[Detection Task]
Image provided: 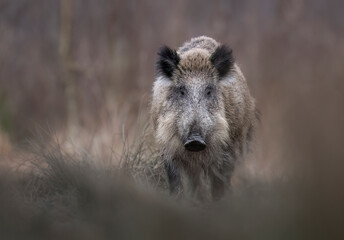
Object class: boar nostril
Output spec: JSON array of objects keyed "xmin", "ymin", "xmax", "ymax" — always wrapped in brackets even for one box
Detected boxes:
[{"xmin": 184, "ymin": 135, "xmax": 206, "ymax": 152}]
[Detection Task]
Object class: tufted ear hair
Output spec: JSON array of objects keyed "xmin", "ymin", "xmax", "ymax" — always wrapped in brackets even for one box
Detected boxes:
[
  {"xmin": 210, "ymin": 45, "xmax": 235, "ymax": 78},
  {"xmin": 156, "ymin": 46, "xmax": 180, "ymax": 79}
]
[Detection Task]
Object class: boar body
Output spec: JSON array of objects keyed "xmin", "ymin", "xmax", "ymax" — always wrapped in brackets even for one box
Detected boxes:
[{"xmin": 151, "ymin": 36, "xmax": 258, "ymax": 200}]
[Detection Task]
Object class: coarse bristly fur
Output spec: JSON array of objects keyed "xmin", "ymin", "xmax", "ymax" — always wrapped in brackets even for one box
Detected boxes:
[{"xmin": 151, "ymin": 36, "xmax": 258, "ymax": 201}]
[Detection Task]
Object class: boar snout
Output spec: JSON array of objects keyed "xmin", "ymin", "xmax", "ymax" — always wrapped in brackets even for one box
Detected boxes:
[{"xmin": 184, "ymin": 134, "xmax": 206, "ymax": 152}]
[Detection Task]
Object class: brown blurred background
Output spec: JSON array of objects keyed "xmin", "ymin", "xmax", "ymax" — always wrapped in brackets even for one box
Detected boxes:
[
  {"xmin": 0, "ymin": 1, "xmax": 344, "ymax": 238},
  {"xmin": 0, "ymin": 0, "xmax": 343, "ymax": 178}
]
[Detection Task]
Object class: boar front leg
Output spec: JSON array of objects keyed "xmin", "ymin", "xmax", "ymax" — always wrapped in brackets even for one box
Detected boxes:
[
  {"xmin": 209, "ymin": 164, "xmax": 233, "ymax": 200},
  {"xmin": 164, "ymin": 160, "xmax": 182, "ymax": 196}
]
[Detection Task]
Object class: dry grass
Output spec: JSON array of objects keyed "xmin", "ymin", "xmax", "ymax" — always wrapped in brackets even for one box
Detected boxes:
[{"xmin": 0, "ymin": 131, "xmax": 343, "ymax": 239}]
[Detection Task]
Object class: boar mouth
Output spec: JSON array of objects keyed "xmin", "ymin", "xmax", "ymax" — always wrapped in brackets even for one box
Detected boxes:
[{"xmin": 184, "ymin": 135, "xmax": 206, "ymax": 152}]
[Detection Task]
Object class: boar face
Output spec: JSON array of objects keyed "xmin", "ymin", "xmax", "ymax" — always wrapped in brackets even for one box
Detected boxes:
[
  {"xmin": 170, "ymin": 72, "xmax": 219, "ymax": 152},
  {"xmin": 153, "ymin": 45, "xmax": 234, "ymax": 153}
]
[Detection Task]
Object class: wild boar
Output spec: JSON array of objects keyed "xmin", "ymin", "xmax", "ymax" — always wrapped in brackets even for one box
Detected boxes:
[{"xmin": 151, "ymin": 36, "xmax": 258, "ymax": 200}]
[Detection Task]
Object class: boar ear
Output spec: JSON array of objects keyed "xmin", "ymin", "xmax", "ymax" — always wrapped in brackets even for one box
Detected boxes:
[
  {"xmin": 210, "ymin": 45, "xmax": 234, "ymax": 78},
  {"xmin": 156, "ymin": 46, "xmax": 180, "ymax": 79}
]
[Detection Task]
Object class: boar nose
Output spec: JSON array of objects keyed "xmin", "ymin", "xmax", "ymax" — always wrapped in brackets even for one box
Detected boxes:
[{"xmin": 184, "ymin": 134, "xmax": 206, "ymax": 152}]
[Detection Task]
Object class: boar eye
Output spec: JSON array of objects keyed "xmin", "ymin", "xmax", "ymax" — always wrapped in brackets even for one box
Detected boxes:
[
  {"xmin": 205, "ymin": 86, "xmax": 214, "ymax": 97},
  {"xmin": 178, "ymin": 86, "xmax": 187, "ymax": 97}
]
